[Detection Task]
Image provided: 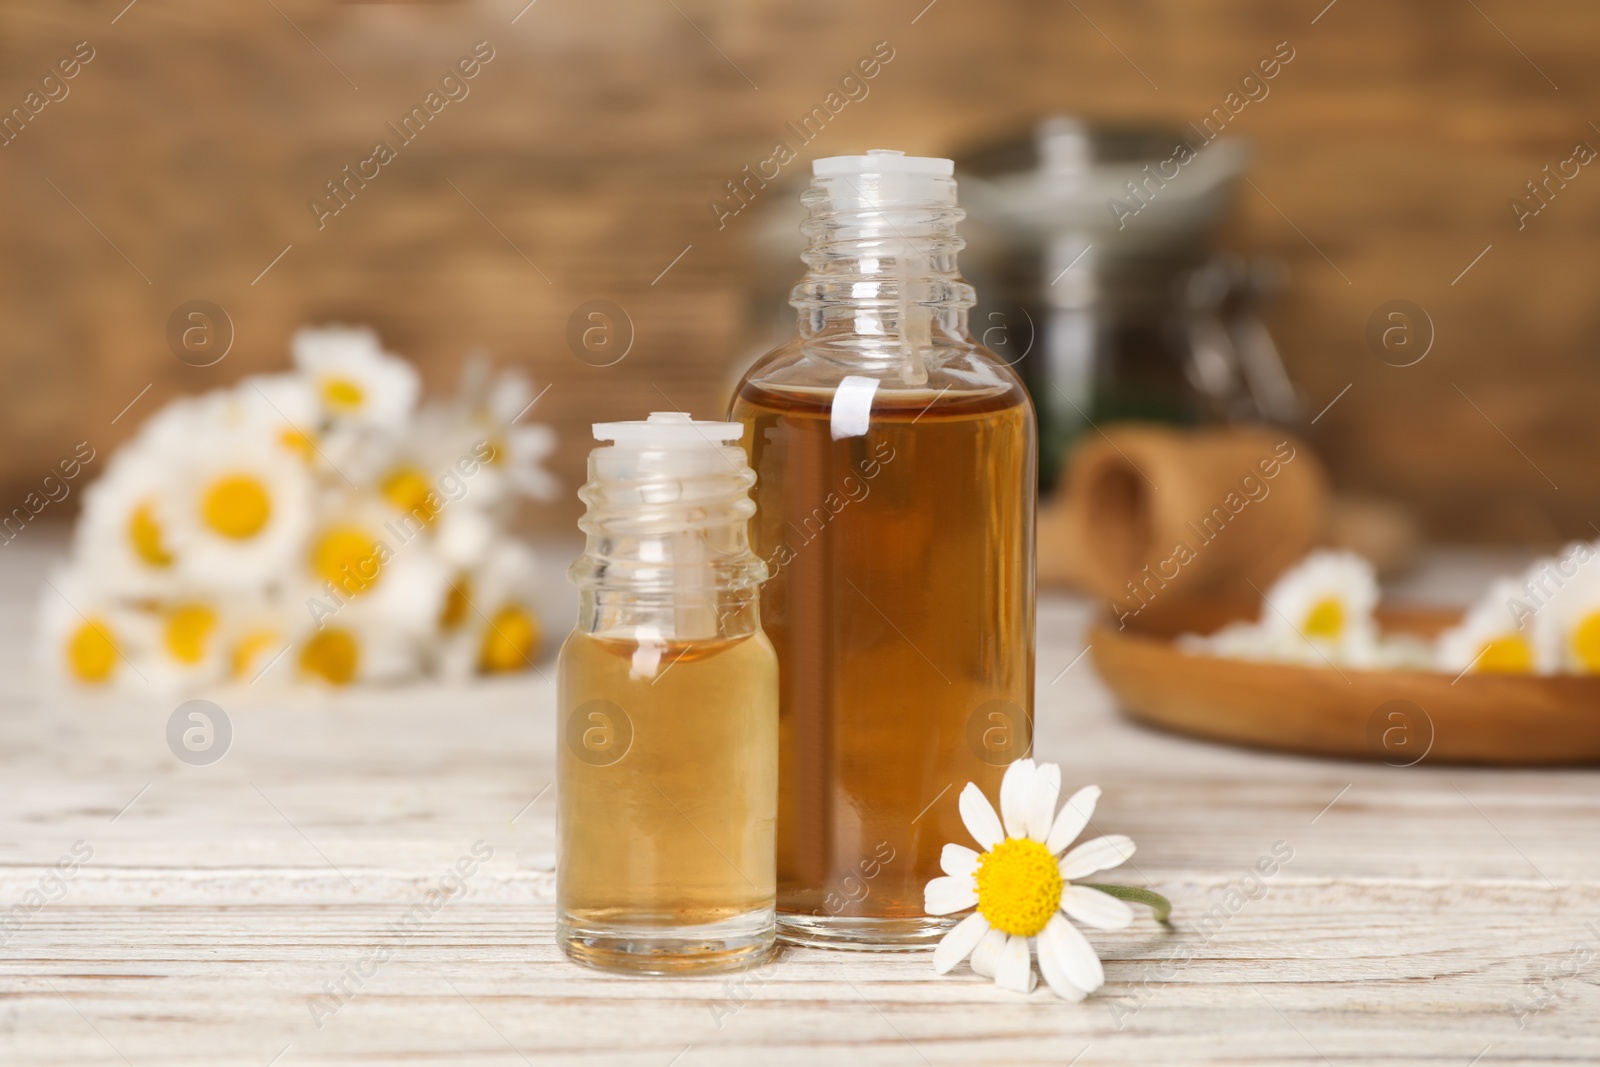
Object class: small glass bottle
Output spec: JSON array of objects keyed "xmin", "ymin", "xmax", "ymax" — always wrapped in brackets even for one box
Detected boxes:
[
  {"xmin": 557, "ymin": 412, "xmax": 778, "ymax": 973},
  {"xmin": 730, "ymin": 151, "xmax": 1037, "ymax": 948}
]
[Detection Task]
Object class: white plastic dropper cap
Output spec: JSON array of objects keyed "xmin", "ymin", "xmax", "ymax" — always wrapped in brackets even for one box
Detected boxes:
[
  {"xmin": 813, "ymin": 148, "xmax": 953, "ymax": 178},
  {"xmin": 592, "ymin": 411, "xmax": 744, "ymax": 446}
]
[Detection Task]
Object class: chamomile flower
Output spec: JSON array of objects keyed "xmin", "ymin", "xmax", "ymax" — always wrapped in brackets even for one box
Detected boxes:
[
  {"xmin": 293, "ymin": 325, "xmax": 419, "ymax": 431},
  {"xmin": 1529, "ymin": 544, "xmax": 1600, "ymax": 673},
  {"xmin": 74, "ymin": 450, "xmax": 180, "ymax": 598},
  {"xmin": 162, "ymin": 432, "xmax": 314, "ymax": 592},
  {"xmin": 138, "ymin": 598, "xmax": 230, "ymax": 691},
  {"xmin": 480, "ymin": 415, "xmax": 559, "ymax": 504},
  {"xmin": 1437, "ymin": 577, "xmax": 1544, "ymax": 675},
  {"xmin": 374, "ymin": 457, "xmax": 448, "ymax": 531},
  {"xmin": 924, "ymin": 760, "xmax": 1167, "ymax": 1001},
  {"xmin": 1178, "ymin": 551, "xmax": 1381, "ymax": 666},
  {"xmin": 230, "ymin": 374, "xmax": 322, "ymax": 464},
  {"xmin": 366, "ymin": 439, "xmax": 487, "ymax": 536},
  {"xmin": 430, "ymin": 359, "xmax": 559, "ymax": 506},
  {"xmin": 217, "ymin": 596, "xmax": 297, "ymax": 685},
  {"xmin": 36, "ymin": 570, "xmax": 145, "ymax": 689},
  {"xmin": 1255, "ymin": 549, "xmax": 1379, "ymax": 665},
  {"xmin": 292, "ymin": 617, "xmax": 420, "ymax": 687},
  {"xmin": 438, "ymin": 539, "xmax": 545, "ymax": 679},
  {"xmin": 302, "ymin": 500, "xmax": 450, "ymax": 638}
]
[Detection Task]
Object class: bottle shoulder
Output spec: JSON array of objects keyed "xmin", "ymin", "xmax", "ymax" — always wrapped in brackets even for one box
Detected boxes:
[{"xmin": 733, "ymin": 337, "xmax": 1032, "ymax": 412}]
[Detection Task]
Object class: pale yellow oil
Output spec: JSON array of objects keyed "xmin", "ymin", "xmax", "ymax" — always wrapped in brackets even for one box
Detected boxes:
[{"xmin": 557, "ymin": 628, "xmax": 778, "ymax": 969}]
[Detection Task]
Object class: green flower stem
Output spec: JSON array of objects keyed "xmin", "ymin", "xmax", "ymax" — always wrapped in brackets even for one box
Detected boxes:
[{"xmin": 1083, "ymin": 883, "xmax": 1173, "ymax": 925}]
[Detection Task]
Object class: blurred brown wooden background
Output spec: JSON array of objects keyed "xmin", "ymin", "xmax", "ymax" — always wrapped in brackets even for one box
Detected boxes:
[{"xmin": 1, "ymin": 0, "xmax": 1596, "ymax": 541}]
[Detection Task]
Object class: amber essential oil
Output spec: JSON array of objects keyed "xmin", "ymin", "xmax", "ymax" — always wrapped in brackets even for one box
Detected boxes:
[{"xmin": 732, "ymin": 382, "xmax": 1034, "ymax": 944}]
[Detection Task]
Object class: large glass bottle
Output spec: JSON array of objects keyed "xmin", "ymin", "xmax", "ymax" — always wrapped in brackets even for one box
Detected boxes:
[
  {"xmin": 558, "ymin": 412, "xmax": 778, "ymax": 973},
  {"xmin": 729, "ymin": 150, "xmax": 1037, "ymax": 948}
]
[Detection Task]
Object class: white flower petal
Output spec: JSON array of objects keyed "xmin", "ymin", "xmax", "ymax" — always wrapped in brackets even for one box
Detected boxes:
[
  {"xmin": 970, "ymin": 926, "xmax": 1008, "ymax": 977},
  {"xmin": 933, "ymin": 913, "xmax": 990, "ymax": 975},
  {"xmin": 1062, "ymin": 885, "xmax": 1134, "ymax": 930},
  {"xmin": 434, "ymin": 506, "xmax": 496, "ymax": 568},
  {"xmin": 1042, "ymin": 913, "xmax": 1104, "ymax": 993},
  {"xmin": 1046, "ymin": 785, "xmax": 1101, "ymax": 854},
  {"xmin": 924, "ymin": 876, "xmax": 978, "ymax": 916},
  {"xmin": 994, "ymin": 934, "xmax": 1037, "ymax": 994},
  {"xmin": 1035, "ymin": 927, "xmax": 1089, "ymax": 1002},
  {"xmin": 959, "ymin": 782, "xmax": 1005, "ymax": 850},
  {"xmin": 1059, "ymin": 834, "xmax": 1137, "ymax": 880},
  {"xmin": 941, "ymin": 843, "xmax": 980, "ymax": 879},
  {"xmin": 1026, "ymin": 762, "xmax": 1061, "ymax": 843},
  {"xmin": 507, "ymin": 426, "xmax": 560, "ymax": 500},
  {"xmin": 999, "ymin": 758, "xmax": 1036, "ymax": 840}
]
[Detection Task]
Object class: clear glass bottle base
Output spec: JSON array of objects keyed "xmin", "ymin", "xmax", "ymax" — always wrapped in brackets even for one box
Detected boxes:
[
  {"xmin": 776, "ymin": 913, "xmax": 954, "ymax": 951},
  {"xmin": 558, "ymin": 908, "xmax": 776, "ymax": 975}
]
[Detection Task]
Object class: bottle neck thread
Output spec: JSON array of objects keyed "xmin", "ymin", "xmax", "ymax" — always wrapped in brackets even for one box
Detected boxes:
[
  {"xmin": 790, "ymin": 174, "xmax": 977, "ymax": 360},
  {"xmin": 570, "ymin": 454, "xmax": 765, "ymax": 592},
  {"xmin": 568, "ymin": 435, "xmax": 766, "ymax": 641}
]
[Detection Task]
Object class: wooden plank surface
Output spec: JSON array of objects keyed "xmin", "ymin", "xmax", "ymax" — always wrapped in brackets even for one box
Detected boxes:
[{"xmin": 2, "ymin": 535, "xmax": 1597, "ymax": 1065}]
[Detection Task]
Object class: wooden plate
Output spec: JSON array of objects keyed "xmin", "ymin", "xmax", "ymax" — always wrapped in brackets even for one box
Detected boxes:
[{"xmin": 1090, "ymin": 605, "xmax": 1600, "ymax": 766}]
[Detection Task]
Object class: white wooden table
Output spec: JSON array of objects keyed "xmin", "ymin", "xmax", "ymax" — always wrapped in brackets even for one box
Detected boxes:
[{"xmin": 2, "ymin": 537, "xmax": 1596, "ymax": 1065}]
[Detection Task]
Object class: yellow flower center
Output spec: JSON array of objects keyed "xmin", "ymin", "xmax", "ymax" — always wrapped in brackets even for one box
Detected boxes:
[
  {"xmin": 1302, "ymin": 596, "xmax": 1345, "ymax": 639},
  {"xmin": 300, "ymin": 628, "xmax": 359, "ymax": 685},
  {"xmin": 231, "ymin": 630, "xmax": 280, "ymax": 678},
  {"xmin": 1476, "ymin": 633, "xmax": 1533, "ymax": 673},
  {"xmin": 380, "ymin": 466, "xmax": 437, "ymax": 524},
  {"xmin": 67, "ymin": 617, "xmax": 118, "ymax": 683},
  {"xmin": 200, "ymin": 474, "xmax": 272, "ymax": 540},
  {"xmin": 1571, "ymin": 612, "xmax": 1600, "ymax": 672},
  {"xmin": 974, "ymin": 837, "xmax": 1063, "ymax": 938},
  {"xmin": 321, "ymin": 376, "xmax": 365, "ymax": 411},
  {"xmin": 440, "ymin": 578, "xmax": 471, "ymax": 631},
  {"xmin": 163, "ymin": 604, "xmax": 216, "ymax": 664},
  {"xmin": 479, "ymin": 604, "xmax": 540, "ymax": 673},
  {"xmin": 279, "ymin": 428, "xmax": 317, "ymax": 460},
  {"xmin": 128, "ymin": 501, "xmax": 173, "ymax": 567},
  {"xmin": 481, "ymin": 438, "xmax": 505, "ymax": 466},
  {"xmin": 311, "ymin": 527, "xmax": 383, "ymax": 595}
]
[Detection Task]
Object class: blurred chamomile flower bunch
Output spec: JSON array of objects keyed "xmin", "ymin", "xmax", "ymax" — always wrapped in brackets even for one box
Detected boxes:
[
  {"xmin": 39, "ymin": 326, "xmax": 558, "ymax": 692},
  {"xmin": 1180, "ymin": 543, "xmax": 1600, "ymax": 676}
]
